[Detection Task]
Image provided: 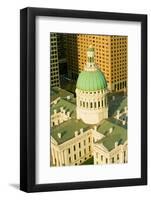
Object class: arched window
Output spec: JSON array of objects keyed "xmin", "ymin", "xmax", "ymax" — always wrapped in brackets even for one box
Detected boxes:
[
  {"xmin": 86, "ymin": 102, "xmax": 88, "ymax": 108},
  {"xmin": 90, "ymin": 102, "xmax": 93, "ymax": 108},
  {"xmin": 94, "ymin": 102, "xmax": 97, "ymax": 108}
]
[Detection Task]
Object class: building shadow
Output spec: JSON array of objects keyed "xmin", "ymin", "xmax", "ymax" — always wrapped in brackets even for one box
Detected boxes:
[{"xmin": 9, "ymin": 183, "xmax": 20, "ymax": 190}]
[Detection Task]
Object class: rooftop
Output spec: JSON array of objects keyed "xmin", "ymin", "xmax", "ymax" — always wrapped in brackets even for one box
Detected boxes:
[
  {"xmin": 96, "ymin": 119, "xmax": 127, "ymax": 151},
  {"xmin": 108, "ymin": 93, "xmax": 127, "ymax": 117},
  {"xmin": 51, "ymin": 97, "xmax": 76, "ymax": 118},
  {"xmin": 51, "ymin": 87, "xmax": 74, "ymax": 102},
  {"xmin": 51, "ymin": 119, "xmax": 89, "ymax": 145}
]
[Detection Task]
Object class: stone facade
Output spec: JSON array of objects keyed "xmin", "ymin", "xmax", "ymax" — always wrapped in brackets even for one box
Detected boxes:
[{"xmin": 51, "ymin": 128, "xmax": 93, "ymax": 166}]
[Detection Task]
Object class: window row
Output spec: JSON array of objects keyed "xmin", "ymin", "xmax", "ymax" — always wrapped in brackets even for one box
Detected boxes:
[
  {"xmin": 114, "ymin": 81, "xmax": 127, "ymax": 90},
  {"xmin": 68, "ymin": 146, "xmax": 91, "ymax": 163},
  {"xmin": 79, "ymin": 99, "xmax": 107, "ymax": 108},
  {"xmin": 68, "ymin": 138, "xmax": 91, "ymax": 154}
]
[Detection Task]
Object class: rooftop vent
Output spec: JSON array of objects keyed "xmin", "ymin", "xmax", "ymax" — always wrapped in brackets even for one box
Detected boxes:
[
  {"xmin": 58, "ymin": 133, "xmax": 62, "ymax": 139},
  {"xmin": 74, "ymin": 131, "xmax": 78, "ymax": 137},
  {"xmin": 109, "ymin": 127, "xmax": 113, "ymax": 134},
  {"xmin": 67, "ymin": 95, "xmax": 71, "ymax": 100},
  {"xmin": 115, "ymin": 141, "xmax": 118, "ymax": 148},
  {"xmin": 80, "ymin": 128, "xmax": 83, "ymax": 134}
]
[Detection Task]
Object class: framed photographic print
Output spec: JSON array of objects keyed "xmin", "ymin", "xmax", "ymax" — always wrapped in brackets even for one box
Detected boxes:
[{"xmin": 20, "ymin": 7, "xmax": 147, "ymax": 192}]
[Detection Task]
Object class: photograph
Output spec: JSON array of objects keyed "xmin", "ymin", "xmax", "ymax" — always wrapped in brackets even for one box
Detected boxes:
[
  {"xmin": 50, "ymin": 33, "xmax": 128, "ymax": 167},
  {"xmin": 20, "ymin": 7, "xmax": 147, "ymax": 192}
]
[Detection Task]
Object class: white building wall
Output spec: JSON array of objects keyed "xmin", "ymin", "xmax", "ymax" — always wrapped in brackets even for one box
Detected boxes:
[
  {"xmin": 93, "ymin": 141, "xmax": 128, "ymax": 165},
  {"xmin": 50, "ymin": 129, "xmax": 94, "ymax": 166},
  {"xmin": 76, "ymin": 89, "xmax": 108, "ymax": 124}
]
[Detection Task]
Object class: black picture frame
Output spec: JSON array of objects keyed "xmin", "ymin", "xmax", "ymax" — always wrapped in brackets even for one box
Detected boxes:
[{"xmin": 20, "ymin": 7, "xmax": 147, "ymax": 192}]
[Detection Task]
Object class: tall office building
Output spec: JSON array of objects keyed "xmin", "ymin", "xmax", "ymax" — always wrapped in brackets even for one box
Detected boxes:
[
  {"xmin": 66, "ymin": 34, "xmax": 128, "ymax": 92},
  {"xmin": 56, "ymin": 33, "xmax": 67, "ymax": 75},
  {"xmin": 50, "ymin": 33, "xmax": 60, "ymax": 87}
]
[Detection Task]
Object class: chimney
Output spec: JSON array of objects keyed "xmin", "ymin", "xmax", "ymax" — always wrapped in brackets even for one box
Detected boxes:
[
  {"xmin": 94, "ymin": 126, "xmax": 97, "ymax": 131},
  {"xmin": 116, "ymin": 110, "xmax": 120, "ymax": 119},
  {"xmin": 122, "ymin": 120, "xmax": 126, "ymax": 125},
  {"xmin": 109, "ymin": 127, "xmax": 113, "ymax": 134},
  {"xmin": 67, "ymin": 95, "xmax": 71, "ymax": 100},
  {"xmin": 58, "ymin": 133, "xmax": 62, "ymax": 139},
  {"xmin": 60, "ymin": 107, "xmax": 63, "ymax": 112},
  {"xmin": 115, "ymin": 141, "xmax": 118, "ymax": 148},
  {"xmin": 75, "ymin": 131, "xmax": 78, "ymax": 137},
  {"xmin": 124, "ymin": 106, "xmax": 127, "ymax": 113},
  {"xmin": 67, "ymin": 111, "xmax": 70, "ymax": 117},
  {"xmin": 80, "ymin": 128, "xmax": 83, "ymax": 134}
]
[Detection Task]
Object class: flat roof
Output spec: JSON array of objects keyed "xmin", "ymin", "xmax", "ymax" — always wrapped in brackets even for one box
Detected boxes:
[
  {"xmin": 108, "ymin": 93, "xmax": 127, "ymax": 117},
  {"xmin": 51, "ymin": 87, "xmax": 74, "ymax": 102},
  {"xmin": 51, "ymin": 119, "xmax": 89, "ymax": 145},
  {"xmin": 51, "ymin": 98, "xmax": 76, "ymax": 118},
  {"xmin": 96, "ymin": 119, "xmax": 127, "ymax": 151}
]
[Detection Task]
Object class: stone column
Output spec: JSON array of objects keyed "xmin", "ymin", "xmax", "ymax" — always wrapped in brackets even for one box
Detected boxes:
[
  {"xmin": 64, "ymin": 149, "xmax": 68, "ymax": 166},
  {"xmin": 51, "ymin": 147, "xmax": 55, "ymax": 165}
]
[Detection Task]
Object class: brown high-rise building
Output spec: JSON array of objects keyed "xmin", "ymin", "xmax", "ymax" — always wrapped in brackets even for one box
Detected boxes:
[{"xmin": 66, "ymin": 34, "xmax": 127, "ymax": 92}]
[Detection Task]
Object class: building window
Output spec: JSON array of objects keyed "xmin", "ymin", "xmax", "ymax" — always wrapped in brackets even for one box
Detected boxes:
[
  {"xmin": 79, "ymin": 142, "xmax": 81, "ymax": 148},
  {"xmin": 96, "ymin": 152, "xmax": 98, "ymax": 159},
  {"xmin": 69, "ymin": 157, "xmax": 71, "ymax": 163},
  {"xmin": 79, "ymin": 151, "xmax": 81, "ymax": 157},
  {"xmin": 90, "ymin": 102, "xmax": 93, "ymax": 108},
  {"xmin": 101, "ymin": 155, "xmax": 103, "ymax": 161},
  {"xmin": 117, "ymin": 154, "xmax": 119, "ymax": 160},
  {"xmin": 89, "ymin": 146, "xmax": 91, "ymax": 152},
  {"xmin": 83, "ymin": 102, "xmax": 85, "ymax": 107},
  {"xmin": 74, "ymin": 154, "xmax": 76, "ymax": 160},
  {"xmin": 106, "ymin": 158, "xmax": 108, "ymax": 163},
  {"xmin": 124, "ymin": 151, "xmax": 126, "ymax": 163},
  {"xmin": 68, "ymin": 148, "xmax": 70, "ymax": 154},
  {"xmin": 84, "ymin": 148, "xmax": 86, "ymax": 154},
  {"xmin": 112, "ymin": 157, "xmax": 114, "ymax": 163},
  {"xmin": 84, "ymin": 140, "xmax": 86, "ymax": 145},
  {"xmin": 98, "ymin": 101, "xmax": 100, "ymax": 108},
  {"xmin": 73, "ymin": 145, "xmax": 76, "ymax": 151},
  {"xmin": 88, "ymin": 137, "xmax": 91, "ymax": 143}
]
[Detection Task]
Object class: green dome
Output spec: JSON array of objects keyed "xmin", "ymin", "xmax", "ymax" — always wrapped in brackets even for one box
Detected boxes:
[{"xmin": 76, "ymin": 69, "xmax": 107, "ymax": 91}]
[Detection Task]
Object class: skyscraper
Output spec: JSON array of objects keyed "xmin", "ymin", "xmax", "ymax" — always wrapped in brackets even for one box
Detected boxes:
[
  {"xmin": 66, "ymin": 34, "xmax": 127, "ymax": 92},
  {"xmin": 50, "ymin": 33, "xmax": 60, "ymax": 87}
]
